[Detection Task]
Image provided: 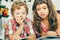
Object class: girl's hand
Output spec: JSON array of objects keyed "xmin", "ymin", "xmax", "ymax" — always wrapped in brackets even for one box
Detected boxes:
[
  {"xmin": 19, "ymin": 20, "xmax": 24, "ymax": 27},
  {"xmin": 18, "ymin": 20, "xmax": 24, "ymax": 28},
  {"xmin": 13, "ymin": 35, "xmax": 20, "ymax": 40},
  {"xmin": 47, "ymin": 31, "xmax": 57, "ymax": 36},
  {"xmin": 16, "ymin": 17, "xmax": 24, "ymax": 26},
  {"xmin": 56, "ymin": 29, "xmax": 60, "ymax": 36}
]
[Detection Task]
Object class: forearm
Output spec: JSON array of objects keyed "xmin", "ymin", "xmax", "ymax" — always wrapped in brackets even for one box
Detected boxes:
[
  {"xmin": 9, "ymin": 34, "xmax": 20, "ymax": 40},
  {"xmin": 47, "ymin": 31, "xmax": 57, "ymax": 36},
  {"xmin": 9, "ymin": 35, "xmax": 13, "ymax": 40},
  {"xmin": 56, "ymin": 28, "xmax": 60, "ymax": 36},
  {"xmin": 56, "ymin": 24, "xmax": 60, "ymax": 36},
  {"xmin": 14, "ymin": 26, "xmax": 23, "ymax": 35}
]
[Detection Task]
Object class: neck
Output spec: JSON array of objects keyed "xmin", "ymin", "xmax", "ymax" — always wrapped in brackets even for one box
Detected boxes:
[
  {"xmin": 42, "ymin": 17, "xmax": 48, "ymax": 22},
  {"xmin": 41, "ymin": 17, "xmax": 49, "ymax": 29}
]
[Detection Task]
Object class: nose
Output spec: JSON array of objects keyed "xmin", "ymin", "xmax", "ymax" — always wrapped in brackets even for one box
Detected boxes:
[
  {"xmin": 20, "ymin": 15, "xmax": 23, "ymax": 17},
  {"xmin": 20, "ymin": 15, "xmax": 22, "ymax": 17},
  {"xmin": 19, "ymin": 13, "xmax": 23, "ymax": 17},
  {"xmin": 40, "ymin": 9, "xmax": 44, "ymax": 13},
  {"xmin": 19, "ymin": 14, "xmax": 23, "ymax": 20}
]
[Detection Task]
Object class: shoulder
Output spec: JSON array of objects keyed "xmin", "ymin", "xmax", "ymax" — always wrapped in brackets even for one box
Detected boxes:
[
  {"xmin": 57, "ymin": 13, "xmax": 60, "ymax": 18},
  {"xmin": 9, "ymin": 19, "xmax": 15, "ymax": 23},
  {"xmin": 8, "ymin": 19, "xmax": 16, "ymax": 26},
  {"xmin": 9, "ymin": 19, "xmax": 16, "ymax": 24},
  {"xmin": 56, "ymin": 13, "xmax": 60, "ymax": 26}
]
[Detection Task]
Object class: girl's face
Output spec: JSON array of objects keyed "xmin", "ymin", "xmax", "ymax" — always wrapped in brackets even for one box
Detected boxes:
[
  {"xmin": 13, "ymin": 6, "xmax": 27, "ymax": 24},
  {"xmin": 36, "ymin": 3, "xmax": 49, "ymax": 19}
]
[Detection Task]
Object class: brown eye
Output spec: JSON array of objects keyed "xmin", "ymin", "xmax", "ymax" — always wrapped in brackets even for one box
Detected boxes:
[{"xmin": 43, "ymin": 8, "xmax": 46, "ymax": 9}]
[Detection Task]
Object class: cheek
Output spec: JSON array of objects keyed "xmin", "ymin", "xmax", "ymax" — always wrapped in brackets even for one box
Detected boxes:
[
  {"xmin": 37, "ymin": 11, "xmax": 41, "ymax": 16},
  {"xmin": 14, "ymin": 17, "xmax": 18, "ymax": 21},
  {"xmin": 45, "ymin": 10, "xmax": 49, "ymax": 15},
  {"xmin": 14, "ymin": 17, "xmax": 20, "ymax": 23},
  {"xmin": 14, "ymin": 14, "xmax": 20, "ymax": 18},
  {"xmin": 38, "ymin": 13, "xmax": 41, "ymax": 17},
  {"xmin": 23, "ymin": 15, "xmax": 26, "ymax": 19},
  {"xmin": 14, "ymin": 15, "xmax": 20, "ymax": 21},
  {"xmin": 37, "ymin": 11, "xmax": 40, "ymax": 14}
]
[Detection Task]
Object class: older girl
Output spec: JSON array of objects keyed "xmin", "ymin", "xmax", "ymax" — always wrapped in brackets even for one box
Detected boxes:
[{"xmin": 32, "ymin": 0, "xmax": 60, "ymax": 38}]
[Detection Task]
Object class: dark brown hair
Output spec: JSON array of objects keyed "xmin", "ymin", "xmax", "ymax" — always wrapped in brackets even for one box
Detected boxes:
[{"xmin": 32, "ymin": 0, "xmax": 58, "ymax": 35}]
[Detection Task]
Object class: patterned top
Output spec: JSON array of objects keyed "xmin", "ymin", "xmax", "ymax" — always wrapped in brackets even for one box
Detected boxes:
[
  {"xmin": 34, "ymin": 22, "xmax": 48, "ymax": 38},
  {"xmin": 6, "ymin": 18, "xmax": 34, "ymax": 38}
]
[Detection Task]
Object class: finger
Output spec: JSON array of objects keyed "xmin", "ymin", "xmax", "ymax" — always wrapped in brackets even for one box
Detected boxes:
[{"xmin": 58, "ymin": 32, "xmax": 60, "ymax": 36}]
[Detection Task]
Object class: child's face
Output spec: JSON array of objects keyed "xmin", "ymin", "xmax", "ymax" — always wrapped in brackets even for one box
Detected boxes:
[
  {"xmin": 13, "ymin": 6, "xmax": 27, "ymax": 24},
  {"xmin": 36, "ymin": 3, "xmax": 49, "ymax": 19}
]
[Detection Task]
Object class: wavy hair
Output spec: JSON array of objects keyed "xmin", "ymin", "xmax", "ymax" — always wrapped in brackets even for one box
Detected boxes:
[
  {"xmin": 32, "ymin": 0, "xmax": 58, "ymax": 34},
  {"xmin": 11, "ymin": 1, "xmax": 28, "ymax": 16}
]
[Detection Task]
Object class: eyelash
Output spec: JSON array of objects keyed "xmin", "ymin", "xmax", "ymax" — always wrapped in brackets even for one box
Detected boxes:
[
  {"xmin": 43, "ymin": 8, "xmax": 46, "ymax": 9},
  {"xmin": 16, "ymin": 12, "xmax": 25, "ymax": 15},
  {"xmin": 22, "ymin": 13, "xmax": 25, "ymax": 14},
  {"xmin": 37, "ymin": 8, "xmax": 47, "ymax": 10}
]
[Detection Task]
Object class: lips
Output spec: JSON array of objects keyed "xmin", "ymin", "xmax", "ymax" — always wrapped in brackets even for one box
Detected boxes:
[{"xmin": 41, "ymin": 14, "xmax": 45, "ymax": 16}]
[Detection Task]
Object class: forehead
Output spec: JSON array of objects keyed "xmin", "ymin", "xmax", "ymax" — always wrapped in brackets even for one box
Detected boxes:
[
  {"xmin": 14, "ymin": 6, "xmax": 26, "ymax": 12},
  {"xmin": 36, "ymin": 3, "xmax": 48, "ymax": 8},
  {"xmin": 20, "ymin": 6, "xmax": 26, "ymax": 10}
]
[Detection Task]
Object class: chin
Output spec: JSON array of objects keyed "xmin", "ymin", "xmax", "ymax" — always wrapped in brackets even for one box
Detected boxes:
[
  {"xmin": 41, "ymin": 16, "xmax": 47, "ymax": 19},
  {"xmin": 41, "ymin": 17, "xmax": 45, "ymax": 19}
]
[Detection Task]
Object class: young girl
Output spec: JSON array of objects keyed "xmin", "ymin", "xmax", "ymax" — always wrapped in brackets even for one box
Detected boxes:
[
  {"xmin": 6, "ymin": 1, "xmax": 36, "ymax": 40},
  {"xmin": 32, "ymin": 0, "xmax": 60, "ymax": 38}
]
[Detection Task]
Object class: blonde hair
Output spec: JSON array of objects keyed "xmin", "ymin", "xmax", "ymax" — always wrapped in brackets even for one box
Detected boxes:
[{"xmin": 11, "ymin": 1, "xmax": 28, "ymax": 16}]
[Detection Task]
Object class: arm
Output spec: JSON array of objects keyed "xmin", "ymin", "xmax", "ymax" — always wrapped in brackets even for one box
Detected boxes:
[
  {"xmin": 9, "ymin": 25, "xmax": 24, "ymax": 40},
  {"xmin": 14, "ymin": 25, "xmax": 23, "ymax": 35},
  {"xmin": 9, "ymin": 34, "xmax": 20, "ymax": 40},
  {"xmin": 47, "ymin": 31, "xmax": 57, "ymax": 36},
  {"xmin": 56, "ymin": 13, "xmax": 60, "ymax": 36},
  {"xmin": 8, "ymin": 20, "xmax": 24, "ymax": 40},
  {"xmin": 47, "ymin": 13, "xmax": 60, "ymax": 36}
]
